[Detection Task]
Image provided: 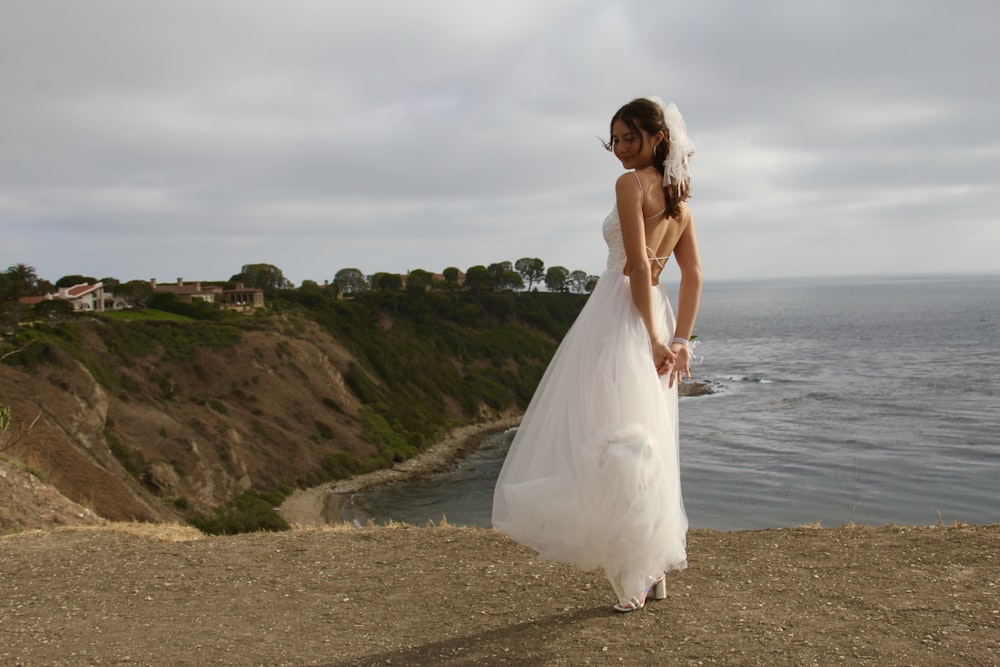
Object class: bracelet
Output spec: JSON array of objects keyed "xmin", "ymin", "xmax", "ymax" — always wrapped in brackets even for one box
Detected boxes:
[{"xmin": 670, "ymin": 337, "xmax": 690, "ymax": 348}]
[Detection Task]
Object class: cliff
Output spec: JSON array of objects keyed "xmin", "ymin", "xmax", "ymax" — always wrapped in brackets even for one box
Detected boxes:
[{"xmin": 0, "ymin": 291, "xmax": 579, "ymax": 532}]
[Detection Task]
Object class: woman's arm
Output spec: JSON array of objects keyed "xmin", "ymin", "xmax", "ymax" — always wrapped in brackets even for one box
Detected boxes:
[
  {"xmin": 615, "ymin": 173, "xmax": 673, "ymax": 371},
  {"xmin": 667, "ymin": 206, "xmax": 703, "ymax": 386}
]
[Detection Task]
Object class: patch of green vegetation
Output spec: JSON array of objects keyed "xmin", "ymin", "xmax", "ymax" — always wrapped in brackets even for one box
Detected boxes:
[
  {"xmin": 192, "ymin": 394, "xmax": 229, "ymax": 414},
  {"xmin": 360, "ymin": 406, "xmax": 416, "ymax": 462},
  {"xmin": 291, "ymin": 289, "xmax": 582, "ymax": 458},
  {"xmin": 101, "ymin": 308, "xmax": 193, "ymax": 322},
  {"xmin": 319, "ymin": 451, "xmax": 364, "ymax": 480},
  {"xmin": 191, "ymin": 489, "xmax": 289, "ymax": 535},
  {"xmin": 344, "ymin": 363, "xmax": 380, "ymax": 405},
  {"xmin": 314, "ymin": 420, "xmax": 334, "ymax": 440},
  {"xmin": 251, "ymin": 420, "xmax": 268, "ymax": 439},
  {"xmin": 105, "ymin": 429, "xmax": 145, "ymax": 478},
  {"xmin": 322, "ymin": 396, "xmax": 345, "ymax": 414},
  {"xmin": 155, "ymin": 374, "xmax": 178, "ymax": 401},
  {"xmin": 95, "ymin": 319, "xmax": 243, "ymax": 364}
]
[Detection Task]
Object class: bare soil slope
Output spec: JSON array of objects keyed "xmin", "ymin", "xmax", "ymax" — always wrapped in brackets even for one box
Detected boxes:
[
  {"xmin": 2, "ymin": 522, "xmax": 997, "ymax": 666},
  {"xmin": 0, "ymin": 317, "xmax": 385, "ymax": 523}
]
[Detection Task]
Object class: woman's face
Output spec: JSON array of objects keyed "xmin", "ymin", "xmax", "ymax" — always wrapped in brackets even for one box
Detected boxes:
[{"xmin": 611, "ymin": 119, "xmax": 659, "ymax": 170}]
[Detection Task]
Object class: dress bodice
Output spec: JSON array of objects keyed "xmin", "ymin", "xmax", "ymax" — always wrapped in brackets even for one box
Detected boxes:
[{"xmin": 603, "ymin": 206, "xmax": 627, "ymax": 272}]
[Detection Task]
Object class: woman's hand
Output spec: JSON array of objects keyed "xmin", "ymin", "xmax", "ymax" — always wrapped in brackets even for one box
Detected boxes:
[
  {"xmin": 653, "ymin": 340, "xmax": 675, "ymax": 377},
  {"xmin": 667, "ymin": 342, "xmax": 691, "ymax": 387}
]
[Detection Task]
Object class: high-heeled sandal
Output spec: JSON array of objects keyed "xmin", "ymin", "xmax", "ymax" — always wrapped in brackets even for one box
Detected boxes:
[
  {"xmin": 648, "ymin": 575, "xmax": 666, "ymax": 601},
  {"xmin": 613, "ymin": 596, "xmax": 645, "ymax": 613},
  {"xmin": 612, "ymin": 575, "xmax": 666, "ymax": 613}
]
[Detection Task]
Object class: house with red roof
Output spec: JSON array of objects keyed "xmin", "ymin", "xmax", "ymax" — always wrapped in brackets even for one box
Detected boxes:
[{"xmin": 18, "ymin": 282, "xmax": 129, "ymax": 312}]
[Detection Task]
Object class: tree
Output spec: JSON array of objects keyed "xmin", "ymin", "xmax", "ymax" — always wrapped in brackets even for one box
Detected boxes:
[
  {"xmin": 117, "ymin": 280, "xmax": 154, "ymax": 310},
  {"xmin": 371, "ymin": 272, "xmax": 403, "ymax": 291},
  {"xmin": 55, "ymin": 274, "xmax": 98, "ymax": 288},
  {"xmin": 405, "ymin": 269, "xmax": 434, "ymax": 292},
  {"xmin": 334, "ymin": 268, "xmax": 368, "ymax": 295},
  {"xmin": 294, "ymin": 280, "xmax": 333, "ymax": 308},
  {"xmin": 2, "ymin": 264, "xmax": 41, "ymax": 301},
  {"xmin": 232, "ymin": 263, "xmax": 293, "ymax": 291},
  {"xmin": 499, "ymin": 270, "xmax": 524, "ymax": 292},
  {"xmin": 568, "ymin": 270, "xmax": 590, "ymax": 294},
  {"xmin": 0, "ymin": 302, "xmax": 31, "ymax": 333},
  {"xmin": 545, "ymin": 266, "xmax": 569, "ymax": 292},
  {"xmin": 33, "ymin": 298, "xmax": 74, "ymax": 320},
  {"xmin": 515, "ymin": 258, "xmax": 545, "ymax": 291},
  {"xmin": 488, "ymin": 262, "xmax": 512, "ymax": 284},
  {"xmin": 585, "ymin": 275, "xmax": 599, "ymax": 293},
  {"xmin": 439, "ymin": 267, "xmax": 462, "ymax": 292},
  {"xmin": 486, "ymin": 262, "xmax": 524, "ymax": 292},
  {"xmin": 463, "ymin": 265, "xmax": 494, "ymax": 292},
  {"xmin": 99, "ymin": 276, "xmax": 121, "ymax": 292}
]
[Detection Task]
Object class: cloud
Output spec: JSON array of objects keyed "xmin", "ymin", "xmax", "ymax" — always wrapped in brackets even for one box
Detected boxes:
[{"xmin": 1, "ymin": 0, "xmax": 998, "ymax": 285}]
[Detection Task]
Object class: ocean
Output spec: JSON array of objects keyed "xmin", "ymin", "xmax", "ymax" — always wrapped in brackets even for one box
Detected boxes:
[{"xmin": 345, "ymin": 273, "xmax": 1000, "ymax": 531}]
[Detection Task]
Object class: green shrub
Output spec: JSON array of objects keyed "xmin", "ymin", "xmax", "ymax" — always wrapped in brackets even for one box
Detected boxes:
[
  {"xmin": 314, "ymin": 421, "xmax": 333, "ymax": 440},
  {"xmin": 322, "ymin": 396, "xmax": 345, "ymax": 413},
  {"xmin": 191, "ymin": 490, "xmax": 289, "ymax": 535},
  {"xmin": 105, "ymin": 429, "xmax": 144, "ymax": 478},
  {"xmin": 360, "ymin": 407, "xmax": 415, "ymax": 462},
  {"xmin": 344, "ymin": 363, "xmax": 380, "ymax": 405},
  {"xmin": 320, "ymin": 452, "xmax": 364, "ymax": 480},
  {"xmin": 251, "ymin": 420, "xmax": 268, "ymax": 439}
]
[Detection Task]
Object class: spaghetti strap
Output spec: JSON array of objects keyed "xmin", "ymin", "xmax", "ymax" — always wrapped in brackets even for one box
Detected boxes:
[
  {"xmin": 632, "ymin": 173, "xmax": 669, "ymax": 266},
  {"xmin": 632, "ymin": 172, "xmax": 666, "ymax": 222},
  {"xmin": 631, "ymin": 170, "xmax": 643, "ymax": 195},
  {"xmin": 646, "ymin": 246, "xmax": 670, "ymax": 268}
]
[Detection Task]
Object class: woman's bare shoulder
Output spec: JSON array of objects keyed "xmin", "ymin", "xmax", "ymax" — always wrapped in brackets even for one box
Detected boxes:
[{"xmin": 615, "ymin": 171, "xmax": 641, "ymax": 191}]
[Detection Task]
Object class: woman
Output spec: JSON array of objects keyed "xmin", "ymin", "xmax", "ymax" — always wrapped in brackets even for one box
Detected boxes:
[{"xmin": 492, "ymin": 97, "xmax": 702, "ymax": 613}]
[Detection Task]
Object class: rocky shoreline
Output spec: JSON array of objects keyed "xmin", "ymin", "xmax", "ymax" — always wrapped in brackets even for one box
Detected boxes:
[{"xmin": 277, "ymin": 416, "xmax": 522, "ymax": 526}]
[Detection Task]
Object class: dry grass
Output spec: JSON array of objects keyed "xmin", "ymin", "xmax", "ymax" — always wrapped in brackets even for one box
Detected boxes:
[{"xmin": 0, "ymin": 521, "xmax": 204, "ymax": 543}]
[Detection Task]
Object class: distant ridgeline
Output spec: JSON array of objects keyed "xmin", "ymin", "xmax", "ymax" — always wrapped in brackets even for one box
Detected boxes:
[{"xmin": 0, "ymin": 288, "xmax": 587, "ymax": 534}]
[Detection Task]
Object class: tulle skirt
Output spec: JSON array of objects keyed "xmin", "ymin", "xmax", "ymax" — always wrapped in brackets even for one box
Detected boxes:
[{"xmin": 492, "ymin": 269, "xmax": 688, "ymax": 605}]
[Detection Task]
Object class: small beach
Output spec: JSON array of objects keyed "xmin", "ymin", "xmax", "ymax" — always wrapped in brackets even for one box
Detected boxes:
[{"xmin": 278, "ymin": 416, "xmax": 522, "ymax": 526}]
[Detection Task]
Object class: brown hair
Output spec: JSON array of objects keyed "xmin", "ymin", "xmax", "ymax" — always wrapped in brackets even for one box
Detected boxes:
[{"xmin": 605, "ymin": 98, "xmax": 691, "ymax": 219}]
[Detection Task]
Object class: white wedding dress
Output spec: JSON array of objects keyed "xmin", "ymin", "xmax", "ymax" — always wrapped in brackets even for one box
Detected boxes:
[{"xmin": 492, "ymin": 203, "xmax": 688, "ymax": 606}]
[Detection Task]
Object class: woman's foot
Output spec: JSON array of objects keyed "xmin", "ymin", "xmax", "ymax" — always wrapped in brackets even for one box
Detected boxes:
[
  {"xmin": 612, "ymin": 575, "xmax": 666, "ymax": 613},
  {"xmin": 613, "ymin": 596, "xmax": 645, "ymax": 613}
]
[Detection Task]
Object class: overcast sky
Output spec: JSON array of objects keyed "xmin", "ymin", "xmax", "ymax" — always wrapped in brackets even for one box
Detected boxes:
[{"xmin": 2, "ymin": 1, "xmax": 997, "ymax": 287}]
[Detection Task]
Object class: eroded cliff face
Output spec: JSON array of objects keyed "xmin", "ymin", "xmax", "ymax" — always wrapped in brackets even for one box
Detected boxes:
[{"xmin": 0, "ymin": 318, "xmax": 376, "ymax": 525}]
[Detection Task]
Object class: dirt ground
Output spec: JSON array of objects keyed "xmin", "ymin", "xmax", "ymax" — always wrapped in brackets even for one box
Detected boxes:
[
  {"xmin": 1, "ymin": 521, "xmax": 997, "ymax": 667},
  {"xmin": 2, "ymin": 404, "xmax": 997, "ymax": 666}
]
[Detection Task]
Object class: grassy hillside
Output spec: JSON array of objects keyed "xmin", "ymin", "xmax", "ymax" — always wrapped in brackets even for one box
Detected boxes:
[
  {"xmin": 1, "ymin": 289, "xmax": 586, "ymax": 533},
  {"xmin": 291, "ymin": 289, "xmax": 585, "ymax": 456}
]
